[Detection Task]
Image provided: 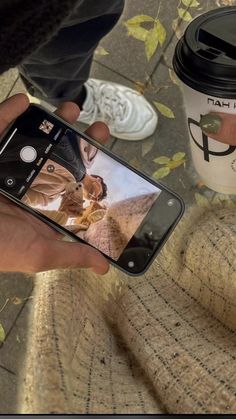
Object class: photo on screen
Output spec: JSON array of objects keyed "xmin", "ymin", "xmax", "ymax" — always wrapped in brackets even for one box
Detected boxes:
[{"xmin": 22, "ymin": 131, "xmax": 161, "ymax": 260}]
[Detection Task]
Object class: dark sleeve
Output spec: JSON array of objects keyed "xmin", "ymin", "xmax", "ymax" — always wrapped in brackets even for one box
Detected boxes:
[{"xmin": 0, "ymin": 0, "xmax": 80, "ymax": 74}]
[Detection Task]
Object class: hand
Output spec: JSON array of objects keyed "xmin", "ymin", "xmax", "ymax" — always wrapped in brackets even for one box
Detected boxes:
[
  {"xmin": 0, "ymin": 94, "xmax": 110, "ymax": 274},
  {"xmin": 200, "ymin": 112, "xmax": 236, "ymax": 146}
]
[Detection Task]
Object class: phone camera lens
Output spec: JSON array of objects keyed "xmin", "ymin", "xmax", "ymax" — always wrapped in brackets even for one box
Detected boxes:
[
  {"xmin": 168, "ymin": 199, "xmax": 176, "ymax": 207},
  {"xmin": 5, "ymin": 176, "xmax": 16, "ymax": 188},
  {"xmin": 128, "ymin": 261, "xmax": 135, "ymax": 268}
]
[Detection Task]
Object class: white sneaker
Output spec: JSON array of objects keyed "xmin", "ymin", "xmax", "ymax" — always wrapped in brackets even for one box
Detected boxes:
[
  {"xmin": 27, "ymin": 79, "xmax": 158, "ymax": 141},
  {"xmin": 80, "ymin": 79, "xmax": 158, "ymax": 141}
]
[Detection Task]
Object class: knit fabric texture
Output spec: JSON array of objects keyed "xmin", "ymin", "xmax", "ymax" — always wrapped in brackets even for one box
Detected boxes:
[
  {"xmin": 18, "ymin": 205, "xmax": 236, "ymax": 414},
  {"xmin": 0, "ymin": 0, "xmax": 79, "ymax": 74}
]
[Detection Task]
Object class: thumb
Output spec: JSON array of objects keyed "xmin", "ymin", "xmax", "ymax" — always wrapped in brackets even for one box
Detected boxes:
[
  {"xmin": 200, "ymin": 112, "xmax": 236, "ymax": 146},
  {"xmin": 36, "ymin": 238, "xmax": 109, "ymax": 275}
]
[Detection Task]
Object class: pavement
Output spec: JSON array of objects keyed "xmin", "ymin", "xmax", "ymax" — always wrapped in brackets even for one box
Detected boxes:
[{"xmin": 0, "ymin": 0, "xmax": 228, "ymax": 413}]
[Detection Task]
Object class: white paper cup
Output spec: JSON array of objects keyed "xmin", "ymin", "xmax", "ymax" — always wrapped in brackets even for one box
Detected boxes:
[
  {"xmin": 173, "ymin": 6, "xmax": 236, "ymax": 194},
  {"xmin": 182, "ymin": 84, "xmax": 236, "ymax": 194}
]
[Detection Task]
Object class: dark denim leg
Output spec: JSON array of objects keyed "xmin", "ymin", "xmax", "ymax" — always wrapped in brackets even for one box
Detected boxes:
[{"xmin": 18, "ymin": 0, "xmax": 125, "ymax": 106}]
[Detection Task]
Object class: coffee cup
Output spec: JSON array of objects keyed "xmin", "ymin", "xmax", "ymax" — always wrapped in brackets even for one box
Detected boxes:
[{"xmin": 173, "ymin": 6, "xmax": 236, "ymax": 195}]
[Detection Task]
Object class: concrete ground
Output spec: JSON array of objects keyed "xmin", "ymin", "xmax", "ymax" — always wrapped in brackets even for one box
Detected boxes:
[{"xmin": 0, "ymin": 0, "xmax": 229, "ymax": 413}]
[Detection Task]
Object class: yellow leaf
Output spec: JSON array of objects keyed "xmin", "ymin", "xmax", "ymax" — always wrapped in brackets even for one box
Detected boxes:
[
  {"xmin": 172, "ymin": 18, "xmax": 179, "ymax": 32},
  {"xmin": 12, "ymin": 296, "xmax": 23, "ymax": 305},
  {"xmin": 95, "ymin": 46, "xmax": 109, "ymax": 56},
  {"xmin": 129, "ymin": 157, "xmax": 141, "ymax": 169},
  {"xmin": 167, "ymin": 160, "xmax": 185, "ymax": 169},
  {"xmin": 169, "ymin": 69, "xmax": 180, "ymax": 86},
  {"xmin": 134, "ymin": 81, "xmax": 146, "ymax": 95},
  {"xmin": 153, "ymin": 101, "xmax": 175, "ymax": 118},
  {"xmin": 172, "ymin": 152, "xmax": 186, "ymax": 161},
  {"xmin": 153, "ymin": 156, "xmax": 171, "ymax": 164},
  {"xmin": 145, "ymin": 27, "xmax": 159, "ymax": 61},
  {"xmin": 195, "ymin": 193, "xmax": 210, "ymax": 208},
  {"xmin": 125, "ymin": 23, "xmax": 149, "ymax": 41},
  {"xmin": 211, "ymin": 194, "xmax": 235, "ymax": 208},
  {"xmin": 125, "ymin": 15, "xmax": 154, "ymax": 26},
  {"xmin": 155, "ymin": 20, "xmax": 167, "ymax": 46},
  {"xmin": 153, "ymin": 167, "xmax": 170, "ymax": 180},
  {"xmin": 178, "ymin": 8, "xmax": 193, "ymax": 21},
  {"xmin": 0, "ymin": 323, "xmax": 5, "ymax": 342},
  {"xmin": 182, "ymin": 0, "xmax": 199, "ymax": 6},
  {"xmin": 142, "ymin": 138, "xmax": 155, "ymax": 157}
]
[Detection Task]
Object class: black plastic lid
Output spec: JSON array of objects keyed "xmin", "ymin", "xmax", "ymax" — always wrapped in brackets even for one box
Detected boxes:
[{"xmin": 173, "ymin": 6, "xmax": 236, "ymax": 98}]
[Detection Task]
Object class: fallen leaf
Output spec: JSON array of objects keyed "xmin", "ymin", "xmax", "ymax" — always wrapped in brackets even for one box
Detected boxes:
[
  {"xmin": 167, "ymin": 160, "xmax": 185, "ymax": 169},
  {"xmin": 153, "ymin": 167, "xmax": 171, "ymax": 179},
  {"xmin": 0, "ymin": 323, "xmax": 5, "ymax": 342},
  {"xmin": 124, "ymin": 15, "xmax": 154, "ymax": 42},
  {"xmin": 169, "ymin": 69, "xmax": 180, "ymax": 86},
  {"xmin": 145, "ymin": 26, "xmax": 159, "ymax": 61},
  {"xmin": 195, "ymin": 193, "xmax": 210, "ymax": 208},
  {"xmin": 182, "ymin": 0, "xmax": 199, "ymax": 6},
  {"xmin": 178, "ymin": 8, "xmax": 193, "ymax": 22},
  {"xmin": 142, "ymin": 138, "xmax": 155, "ymax": 157},
  {"xmin": 172, "ymin": 18, "xmax": 179, "ymax": 32},
  {"xmin": 125, "ymin": 15, "xmax": 154, "ymax": 25},
  {"xmin": 95, "ymin": 46, "xmax": 109, "ymax": 56},
  {"xmin": 129, "ymin": 157, "xmax": 141, "ymax": 169},
  {"xmin": 153, "ymin": 156, "xmax": 171, "ymax": 164},
  {"xmin": 212, "ymin": 194, "xmax": 235, "ymax": 207},
  {"xmin": 155, "ymin": 19, "xmax": 167, "ymax": 46},
  {"xmin": 134, "ymin": 81, "xmax": 146, "ymax": 95},
  {"xmin": 125, "ymin": 24, "xmax": 149, "ymax": 41},
  {"xmin": 153, "ymin": 101, "xmax": 175, "ymax": 118},
  {"xmin": 172, "ymin": 152, "xmax": 186, "ymax": 161},
  {"xmin": 12, "ymin": 297, "xmax": 23, "ymax": 305}
]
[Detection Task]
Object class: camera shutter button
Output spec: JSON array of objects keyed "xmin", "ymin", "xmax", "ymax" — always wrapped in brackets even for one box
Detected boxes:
[{"xmin": 20, "ymin": 146, "xmax": 37, "ymax": 163}]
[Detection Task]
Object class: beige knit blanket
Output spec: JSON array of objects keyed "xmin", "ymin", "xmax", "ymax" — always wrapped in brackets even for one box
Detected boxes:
[{"xmin": 19, "ymin": 205, "xmax": 236, "ymax": 414}]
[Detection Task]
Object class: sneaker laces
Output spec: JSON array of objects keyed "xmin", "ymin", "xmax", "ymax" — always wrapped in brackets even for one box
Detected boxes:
[{"xmin": 88, "ymin": 83, "xmax": 129, "ymax": 125}]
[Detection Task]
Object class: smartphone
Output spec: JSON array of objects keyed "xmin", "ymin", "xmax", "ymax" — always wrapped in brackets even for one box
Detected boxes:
[{"xmin": 0, "ymin": 104, "xmax": 184, "ymax": 275}]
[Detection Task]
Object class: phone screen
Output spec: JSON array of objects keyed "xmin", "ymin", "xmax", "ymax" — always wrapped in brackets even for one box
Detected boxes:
[{"xmin": 0, "ymin": 106, "xmax": 163, "ymax": 265}]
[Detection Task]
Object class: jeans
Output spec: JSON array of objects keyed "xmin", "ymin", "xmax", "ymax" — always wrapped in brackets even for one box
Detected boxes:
[{"xmin": 19, "ymin": 0, "xmax": 125, "ymax": 106}]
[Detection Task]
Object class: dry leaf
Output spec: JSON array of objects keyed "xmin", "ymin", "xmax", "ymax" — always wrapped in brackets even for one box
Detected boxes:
[
  {"xmin": 169, "ymin": 69, "xmax": 180, "ymax": 86},
  {"xmin": 0, "ymin": 323, "xmax": 5, "ymax": 342},
  {"xmin": 145, "ymin": 26, "xmax": 160, "ymax": 61},
  {"xmin": 182, "ymin": 0, "xmax": 199, "ymax": 6},
  {"xmin": 167, "ymin": 160, "xmax": 185, "ymax": 169},
  {"xmin": 142, "ymin": 138, "xmax": 155, "ymax": 157},
  {"xmin": 172, "ymin": 152, "xmax": 186, "ymax": 161},
  {"xmin": 95, "ymin": 46, "xmax": 109, "ymax": 56},
  {"xmin": 155, "ymin": 20, "xmax": 167, "ymax": 46},
  {"xmin": 134, "ymin": 81, "xmax": 146, "ymax": 95},
  {"xmin": 211, "ymin": 194, "xmax": 235, "ymax": 207},
  {"xmin": 125, "ymin": 24, "xmax": 148, "ymax": 41},
  {"xmin": 195, "ymin": 193, "xmax": 210, "ymax": 207},
  {"xmin": 124, "ymin": 15, "xmax": 154, "ymax": 42},
  {"xmin": 153, "ymin": 167, "xmax": 171, "ymax": 180},
  {"xmin": 129, "ymin": 157, "xmax": 141, "ymax": 169},
  {"xmin": 153, "ymin": 101, "xmax": 175, "ymax": 118},
  {"xmin": 125, "ymin": 15, "xmax": 154, "ymax": 25},
  {"xmin": 153, "ymin": 156, "xmax": 171, "ymax": 164},
  {"xmin": 12, "ymin": 296, "xmax": 23, "ymax": 305},
  {"xmin": 178, "ymin": 8, "xmax": 193, "ymax": 22}
]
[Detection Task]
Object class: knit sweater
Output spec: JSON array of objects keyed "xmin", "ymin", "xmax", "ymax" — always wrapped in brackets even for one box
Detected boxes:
[{"xmin": 0, "ymin": 0, "xmax": 79, "ymax": 74}]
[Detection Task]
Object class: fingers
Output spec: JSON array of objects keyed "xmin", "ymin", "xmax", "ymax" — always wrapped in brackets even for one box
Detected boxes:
[
  {"xmin": 85, "ymin": 121, "xmax": 110, "ymax": 145},
  {"xmin": 0, "ymin": 94, "xmax": 29, "ymax": 135},
  {"xmin": 200, "ymin": 112, "xmax": 236, "ymax": 146},
  {"xmin": 55, "ymin": 101, "xmax": 80, "ymax": 124},
  {"xmin": 34, "ymin": 238, "xmax": 109, "ymax": 275}
]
